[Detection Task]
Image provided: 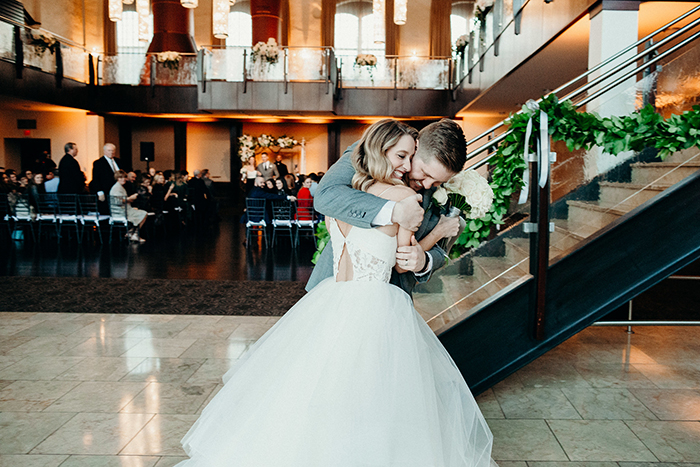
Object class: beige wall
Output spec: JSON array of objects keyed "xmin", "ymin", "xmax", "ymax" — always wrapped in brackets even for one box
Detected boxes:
[
  {"xmin": 400, "ymin": 0, "xmax": 431, "ymax": 57},
  {"xmin": 187, "ymin": 122, "xmax": 231, "ymax": 181},
  {"xmin": 0, "ymin": 107, "xmax": 103, "ymax": 178},
  {"xmin": 130, "ymin": 120, "xmax": 175, "ymax": 174}
]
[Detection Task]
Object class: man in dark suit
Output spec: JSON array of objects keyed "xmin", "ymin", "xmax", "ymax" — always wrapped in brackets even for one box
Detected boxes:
[
  {"xmin": 90, "ymin": 143, "xmax": 121, "ymax": 203},
  {"xmin": 274, "ymin": 154, "xmax": 289, "ymax": 178},
  {"xmin": 246, "ymin": 176, "xmax": 296, "ymax": 223},
  {"xmin": 57, "ymin": 142, "xmax": 85, "ymax": 194},
  {"xmin": 256, "ymin": 152, "xmax": 279, "ymax": 180}
]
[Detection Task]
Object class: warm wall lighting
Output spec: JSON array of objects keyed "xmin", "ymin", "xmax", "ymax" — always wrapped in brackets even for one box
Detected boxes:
[
  {"xmin": 373, "ymin": 0, "xmax": 385, "ymax": 44},
  {"xmin": 181, "ymin": 0, "xmax": 198, "ymax": 8},
  {"xmin": 137, "ymin": 0, "xmax": 150, "ymax": 42},
  {"xmin": 109, "ymin": 0, "xmax": 123, "ymax": 21},
  {"xmin": 213, "ymin": 0, "xmax": 229, "ymax": 39},
  {"xmin": 394, "ymin": 0, "xmax": 406, "ymax": 25}
]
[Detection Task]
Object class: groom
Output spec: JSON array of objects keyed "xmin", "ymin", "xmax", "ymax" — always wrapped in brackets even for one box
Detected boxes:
[{"xmin": 306, "ymin": 119, "xmax": 466, "ymax": 297}]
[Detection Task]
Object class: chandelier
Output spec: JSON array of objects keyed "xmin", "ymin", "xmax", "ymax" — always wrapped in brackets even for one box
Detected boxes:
[
  {"xmin": 373, "ymin": 0, "xmax": 385, "ymax": 44},
  {"xmin": 213, "ymin": 0, "xmax": 230, "ymax": 39},
  {"xmin": 137, "ymin": 0, "xmax": 150, "ymax": 41},
  {"xmin": 108, "ymin": 0, "xmax": 123, "ymax": 22},
  {"xmin": 181, "ymin": 0, "xmax": 198, "ymax": 7},
  {"xmin": 394, "ymin": 0, "xmax": 407, "ymax": 25}
]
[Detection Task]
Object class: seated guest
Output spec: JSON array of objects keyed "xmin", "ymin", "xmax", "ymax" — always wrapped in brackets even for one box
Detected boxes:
[
  {"xmin": 125, "ymin": 171, "xmax": 138, "ymax": 196},
  {"xmin": 44, "ymin": 170, "xmax": 59, "ymax": 193},
  {"xmin": 27, "ymin": 173, "xmax": 46, "ymax": 212},
  {"xmin": 17, "ymin": 175, "xmax": 29, "ymax": 194},
  {"xmin": 296, "ymin": 176, "xmax": 314, "ymax": 221},
  {"xmin": 110, "ymin": 169, "xmax": 147, "ymax": 243},
  {"xmin": 164, "ymin": 171, "xmax": 189, "ymax": 225},
  {"xmin": 283, "ymin": 174, "xmax": 297, "ymax": 196},
  {"xmin": 133, "ymin": 173, "xmax": 152, "ymax": 212},
  {"xmin": 246, "ymin": 177, "xmax": 296, "ymax": 223},
  {"xmin": 274, "ymin": 178, "xmax": 287, "ymax": 196},
  {"xmin": 308, "ymin": 173, "xmax": 320, "ymax": 197},
  {"xmin": 264, "ymin": 178, "xmax": 276, "ymax": 193}
]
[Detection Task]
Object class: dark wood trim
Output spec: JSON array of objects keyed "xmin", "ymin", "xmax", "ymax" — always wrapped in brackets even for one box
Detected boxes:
[
  {"xmin": 327, "ymin": 122, "xmax": 341, "ymax": 168},
  {"xmin": 14, "ymin": 25, "xmax": 22, "ymax": 78},
  {"xmin": 174, "ymin": 121, "xmax": 187, "ymax": 172}
]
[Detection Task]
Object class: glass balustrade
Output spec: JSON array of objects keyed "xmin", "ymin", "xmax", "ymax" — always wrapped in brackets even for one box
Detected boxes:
[
  {"xmin": 0, "ymin": 21, "xmax": 13, "ymax": 62},
  {"xmin": 101, "ymin": 52, "xmax": 197, "ymax": 86},
  {"xmin": 336, "ymin": 54, "xmax": 452, "ymax": 89}
]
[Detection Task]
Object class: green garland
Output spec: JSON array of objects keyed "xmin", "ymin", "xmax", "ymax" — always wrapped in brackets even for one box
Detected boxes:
[{"xmin": 448, "ymin": 95, "xmax": 700, "ymax": 259}]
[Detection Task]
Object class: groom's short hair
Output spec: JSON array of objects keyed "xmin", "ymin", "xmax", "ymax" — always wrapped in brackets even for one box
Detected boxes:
[{"xmin": 416, "ymin": 119, "xmax": 466, "ymax": 173}]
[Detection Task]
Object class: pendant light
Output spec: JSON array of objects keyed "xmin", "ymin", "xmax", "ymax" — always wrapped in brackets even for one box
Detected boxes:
[
  {"xmin": 181, "ymin": 0, "xmax": 198, "ymax": 8},
  {"xmin": 373, "ymin": 0, "xmax": 385, "ymax": 44},
  {"xmin": 213, "ymin": 0, "xmax": 230, "ymax": 39},
  {"xmin": 109, "ymin": 0, "xmax": 123, "ymax": 21},
  {"xmin": 137, "ymin": 0, "xmax": 150, "ymax": 42},
  {"xmin": 394, "ymin": 0, "xmax": 407, "ymax": 25}
]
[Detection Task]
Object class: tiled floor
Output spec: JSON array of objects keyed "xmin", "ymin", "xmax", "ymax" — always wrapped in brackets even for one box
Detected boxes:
[{"xmin": 0, "ymin": 312, "xmax": 699, "ymax": 466}]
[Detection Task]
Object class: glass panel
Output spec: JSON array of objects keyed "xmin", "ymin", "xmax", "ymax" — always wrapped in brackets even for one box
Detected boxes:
[
  {"xmin": 548, "ymin": 43, "xmax": 700, "ymax": 264},
  {"xmin": 60, "ymin": 43, "xmax": 88, "ymax": 82},
  {"xmin": 287, "ymin": 48, "xmax": 328, "ymax": 81},
  {"xmin": 23, "ymin": 30, "xmax": 56, "ymax": 73},
  {"xmin": 247, "ymin": 54, "xmax": 284, "ymax": 81},
  {"xmin": 337, "ymin": 54, "xmax": 393, "ymax": 87},
  {"xmin": 337, "ymin": 55, "xmax": 451, "ymax": 89},
  {"xmin": 0, "ymin": 21, "xmax": 14, "ymax": 62},
  {"xmin": 151, "ymin": 54, "xmax": 197, "ymax": 85},
  {"xmin": 101, "ymin": 53, "xmax": 146, "ymax": 85},
  {"xmin": 414, "ymin": 203, "xmax": 531, "ymax": 333}
]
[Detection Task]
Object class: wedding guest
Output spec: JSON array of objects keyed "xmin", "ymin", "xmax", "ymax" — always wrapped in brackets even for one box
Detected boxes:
[
  {"xmin": 264, "ymin": 178, "xmax": 276, "ymax": 192},
  {"xmin": 283, "ymin": 174, "xmax": 297, "ymax": 196},
  {"xmin": 296, "ymin": 176, "xmax": 314, "ymax": 221},
  {"xmin": 110, "ymin": 169, "xmax": 147, "ymax": 243},
  {"xmin": 58, "ymin": 143, "xmax": 84, "ymax": 194},
  {"xmin": 241, "ymin": 156, "xmax": 259, "ymax": 193},
  {"xmin": 256, "ymin": 152, "xmax": 279, "ymax": 179},
  {"xmin": 275, "ymin": 154, "xmax": 289, "ymax": 177},
  {"xmin": 44, "ymin": 170, "xmax": 59, "ymax": 193},
  {"xmin": 27, "ymin": 173, "xmax": 46, "ymax": 211},
  {"xmin": 165, "ymin": 171, "xmax": 189, "ymax": 225},
  {"xmin": 133, "ymin": 173, "xmax": 152, "ymax": 212},
  {"xmin": 125, "ymin": 171, "xmax": 138, "ymax": 196}
]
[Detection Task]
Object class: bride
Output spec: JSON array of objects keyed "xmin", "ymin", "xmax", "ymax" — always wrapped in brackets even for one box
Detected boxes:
[{"xmin": 177, "ymin": 119, "xmax": 496, "ymax": 467}]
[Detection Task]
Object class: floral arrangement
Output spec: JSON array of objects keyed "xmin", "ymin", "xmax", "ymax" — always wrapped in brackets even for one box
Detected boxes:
[
  {"xmin": 238, "ymin": 135, "xmax": 256, "ymax": 161},
  {"xmin": 454, "ymin": 34, "xmax": 468, "ymax": 55},
  {"xmin": 27, "ymin": 29, "xmax": 56, "ymax": 55},
  {"xmin": 156, "ymin": 51, "xmax": 181, "ymax": 70},
  {"xmin": 474, "ymin": 0, "xmax": 494, "ymax": 24},
  {"xmin": 355, "ymin": 54, "xmax": 377, "ymax": 67},
  {"xmin": 277, "ymin": 135, "xmax": 298, "ymax": 149},
  {"xmin": 434, "ymin": 170, "xmax": 494, "ymax": 221},
  {"xmin": 251, "ymin": 38, "xmax": 280, "ymax": 65},
  {"xmin": 237, "ymin": 133, "xmax": 301, "ymax": 162}
]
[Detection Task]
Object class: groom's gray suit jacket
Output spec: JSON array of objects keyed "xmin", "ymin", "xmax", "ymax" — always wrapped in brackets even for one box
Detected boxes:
[{"xmin": 305, "ymin": 143, "xmax": 446, "ymax": 297}]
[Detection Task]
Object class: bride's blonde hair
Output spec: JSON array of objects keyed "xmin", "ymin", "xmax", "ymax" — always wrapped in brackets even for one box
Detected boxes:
[{"xmin": 351, "ymin": 119, "xmax": 418, "ymax": 192}]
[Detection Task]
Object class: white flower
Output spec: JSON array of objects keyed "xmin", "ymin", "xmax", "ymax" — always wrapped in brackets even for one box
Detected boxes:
[
  {"xmin": 445, "ymin": 170, "xmax": 494, "ymax": 219},
  {"xmin": 252, "ymin": 38, "xmax": 279, "ymax": 64},
  {"xmin": 355, "ymin": 54, "xmax": 377, "ymax": 67},
  {"xmin": 476, "ymin": 0, "xmax": 494, "ymax": 9},
  {"xmin": 433, "ymin": 186, "xmax": 448, "ymax": 205},
  {"xmin": 454, "ymin": 34, "xmax": 468, "ymax": 54},
  {"xmin": 157, "ymin": 51, "xmax": 180, "ymax": 63}
]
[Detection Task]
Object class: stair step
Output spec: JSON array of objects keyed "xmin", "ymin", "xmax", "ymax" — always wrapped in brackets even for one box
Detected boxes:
[
  {"xmin": 664, "ymin": 147, "xmax": 700, "ymax": 164},
  {"xmin": 503, "ymin": 237, "xmax": 564, "ymax": 264},
  {"xmin": 598, "ymin": 181, "xmax": 668, "ymax": 210},
  {"xmin": 630, "ymin": 161, "xmax": 700, "ymax": 185},
  {"xmin": 566, "ymin": 200, "xmax": 628, "ymax": 238},
  {"xmin": 551, "ymin": 220, "xmax": 587, "ymax": 252}
]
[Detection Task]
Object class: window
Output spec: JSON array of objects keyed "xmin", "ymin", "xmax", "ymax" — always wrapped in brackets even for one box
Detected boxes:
[
  {"xmin": 116, "ymin": 3, "xmax": 153, "ymax": 54},
  {"xmin": 226, "ymin": 1, "xmax": 252, "ymax": 47},
  {"xmin": 450, "ymin": 1, "xmax": 472, "ymax": 54},
  {"xmin": 334, "ymin": 1, "xmax": 385, "ymax": 57}
]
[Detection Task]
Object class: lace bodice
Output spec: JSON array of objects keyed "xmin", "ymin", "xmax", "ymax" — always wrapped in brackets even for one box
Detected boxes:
[{"xmin": 328, "ymin": 218, "xmax": 397, "ymax": 283}]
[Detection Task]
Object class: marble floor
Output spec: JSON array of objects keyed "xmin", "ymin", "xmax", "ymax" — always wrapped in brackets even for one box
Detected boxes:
[{"xmin": 0, "ymin": 312, "xmax": 699, "ymax": 466}]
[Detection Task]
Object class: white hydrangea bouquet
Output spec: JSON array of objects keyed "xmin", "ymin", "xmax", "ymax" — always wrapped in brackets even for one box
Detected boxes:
[
  {"xmin": 454, "ymin": 34, "xmax": 468, "ymax": 55},
  {"xmin": 433, "ymin": 170, "xmax": 495, "ymax": 256},
  {"xmin": 251, "ymin": 38, "xmax": 280, "ymax": 64},
  {"xmin": 156, "ymin": 51, "xmax": 181, "ymax": 70},
  {"xmin": 355, "ymin": 54, "xmax": 377, "ymax": 67},
  {"xmin": 238, "ymin": 134, "xmax": 256, "ymax": 162},
  {"xmin": 257, "ymin": 134, "xmax": 275, "ymax": 148}
]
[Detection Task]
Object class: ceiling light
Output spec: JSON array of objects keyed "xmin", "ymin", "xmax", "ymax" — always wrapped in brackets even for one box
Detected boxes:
[{"xmin": 394, "ymin": 0, "xmax": 406, "ymax": 25}]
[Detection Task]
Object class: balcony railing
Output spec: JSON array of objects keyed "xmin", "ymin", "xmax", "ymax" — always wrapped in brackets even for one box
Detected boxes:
[
  {"xmin": 0, "ymin": 18, "xmax": 91, "ymax": 83},
  {"xmin": 99, "ymin": 52, "xmax": 198, "ymax": 86},
  {"xmin": 336, "ymin": 54, "xmax": 453, "ymax": 90}
]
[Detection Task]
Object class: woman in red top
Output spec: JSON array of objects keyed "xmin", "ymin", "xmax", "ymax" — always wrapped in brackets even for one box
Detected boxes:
[{"xmin": 295, "ymin": 177, "xmax": 313, "ymax": 221}]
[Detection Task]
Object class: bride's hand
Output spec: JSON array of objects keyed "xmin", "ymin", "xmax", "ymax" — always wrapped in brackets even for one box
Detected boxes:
[{"xmin": 396, "ymin": 235, "xmax": 425, "ymax": 272}]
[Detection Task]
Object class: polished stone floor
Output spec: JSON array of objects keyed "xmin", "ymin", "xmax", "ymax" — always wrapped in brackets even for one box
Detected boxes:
[{"xmin": 0, "ymin": 312, "xmax": 699, "ymax": 466}]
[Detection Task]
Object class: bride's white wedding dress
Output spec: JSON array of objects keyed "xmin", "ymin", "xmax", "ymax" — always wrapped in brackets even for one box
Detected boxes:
[{"xmin": 178, "ymin": 218, "xmax": 496, "ymax": 466}]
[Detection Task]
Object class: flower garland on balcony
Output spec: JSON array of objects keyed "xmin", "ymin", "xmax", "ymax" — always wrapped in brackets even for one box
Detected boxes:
[
  {"xmin": 238, "ymin": 134, "xmax": 300, "ymax": 162},
  {"xmin": 26, "ymin": 29, "xmax": 57, "ymax": 55},
  {"xmin": 448, "ymin": 95, "xmax": 700, "ymax": 258},
  {"xmin": 156, "ymin": 51, "xmax": 181, "ymax": 70},
  {"xmin": 454, "ymin": 34, "xmax": 468, "ymax": 56},
  {"xmin": 355, "ymin": 54, "xmax": 377, "ymax": 84}
]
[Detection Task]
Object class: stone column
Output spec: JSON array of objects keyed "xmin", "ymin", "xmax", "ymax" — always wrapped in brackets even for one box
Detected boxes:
[
  {"xmin": 147, "ymin": 0, "xmax": 197, "ymax": 53},
  {"xmin": 251, "ymin": 0, "xmax": 281, "ymax": 45},
  {"xmin": 585, "ymin": 0, "xmax": 640, "ymax": 180}
]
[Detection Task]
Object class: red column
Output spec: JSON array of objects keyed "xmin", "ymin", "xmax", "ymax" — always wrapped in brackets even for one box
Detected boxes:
[
  {"xmin": 251, "ymin": 0, "xmax": 281, "ymax": 45},
  {"xmin": 147, "ymin": 0, "xmax": 197, "ymax": 53}
]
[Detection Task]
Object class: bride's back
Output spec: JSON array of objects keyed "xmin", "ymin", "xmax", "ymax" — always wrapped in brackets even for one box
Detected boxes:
[{"xmin": 332, "ymin": 183, "xmax": 415, "ymax": 283}]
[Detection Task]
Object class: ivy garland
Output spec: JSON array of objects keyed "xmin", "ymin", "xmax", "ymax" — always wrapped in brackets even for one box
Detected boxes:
[{"xmin": 448, "ymin": 94, "xmax": 700, "ymax": 259}]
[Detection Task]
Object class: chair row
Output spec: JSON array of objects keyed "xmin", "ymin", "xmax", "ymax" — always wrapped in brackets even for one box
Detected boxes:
[
  {"xmin": 245, "ymin": 198, "xmax": 318, "ymax": 248},
  {"xmin": 0, "ymin": 193, "xmax": 131, "ymax": 243}
]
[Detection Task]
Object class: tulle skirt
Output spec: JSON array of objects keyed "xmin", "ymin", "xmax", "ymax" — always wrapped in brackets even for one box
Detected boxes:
[{"xmin": 178, "ymin": 278, "xmax": 495, "ymax": 467}]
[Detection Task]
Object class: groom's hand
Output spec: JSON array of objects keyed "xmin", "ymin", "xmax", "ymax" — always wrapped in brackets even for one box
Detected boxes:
[
  {"xmin": 396, "ymin": 235, "xmax": 426, "ymax": 272},
  {"xmin": 391, "ymin": 194, "xmax": 423, "ymax": 232}
]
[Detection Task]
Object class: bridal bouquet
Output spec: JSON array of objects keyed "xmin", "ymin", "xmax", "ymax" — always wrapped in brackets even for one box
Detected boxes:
[
  {"xmin": 355, "ymin": 54, "xmax": 377, "ymax": 67},
  {"xmin": 433, "ymin": 170, "xmax": 494, "ymax": 220},
  {"xmin": 156, "ymin": 51, "xmax": 181, "ymax": 70},
  {"xmin": 251, "ymin": 38, "xmax": 280, "ymax": 64},
  {"xmin": 454, "ymin": 34, "xmax": 468, "ymax": 55}
]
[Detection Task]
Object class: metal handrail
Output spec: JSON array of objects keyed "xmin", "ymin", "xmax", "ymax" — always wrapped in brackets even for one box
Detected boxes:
[
  {"xmin": 0, "ymin": 15, "xmax": 88, "ymax": 52},
  {"xmin": 464, "ymin": 3, "xmax": 700, "ymax": 153},
  {"xmin": 463, "ymin": 4, "xmax": 700, "ymax": 168}
]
